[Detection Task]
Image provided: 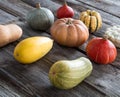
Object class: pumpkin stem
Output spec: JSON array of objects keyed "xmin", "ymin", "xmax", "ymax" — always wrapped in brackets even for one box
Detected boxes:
[
  {"xmin": 36, "ymin": 3, "xmax": 41, "ymax": 9},
  {"xmin": 66, "ymin": 19, "xmax": 72, "ymax": 25}
]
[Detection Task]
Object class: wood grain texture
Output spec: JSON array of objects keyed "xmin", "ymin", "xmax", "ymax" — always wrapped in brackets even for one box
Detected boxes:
[
  {"xmin": 0, "ymin": 0, "xmax": 33, "ymax": 19},
  {"xmin": 0, "ymin": 9, "xmax": 17, "ymax": 24},
  {"xmin": 0, "ymin": 0, "xmax": 120, "ymax": 97},
  {"xmin": 0, "ymin": 77, "xmax": 28, "ymax": 97},
  {"xmin": 75, "ymin": 0, "xmax": 120, "ymax": 18}
]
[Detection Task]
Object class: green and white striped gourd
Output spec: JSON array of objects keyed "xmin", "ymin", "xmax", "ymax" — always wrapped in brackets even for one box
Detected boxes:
[{"xmin": 49, "ymin": 57, "xmax": 93, "ymax": 89}]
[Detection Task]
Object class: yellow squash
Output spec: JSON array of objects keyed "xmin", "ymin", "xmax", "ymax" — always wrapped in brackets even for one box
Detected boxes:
[{"xmin": 14, "ymin": 36, "xmax": 53, "ymax": 64}]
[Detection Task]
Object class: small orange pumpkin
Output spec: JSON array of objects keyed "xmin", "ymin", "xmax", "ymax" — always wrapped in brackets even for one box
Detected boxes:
[{"xmin": 50, "ymin": 18, "xmax": 89, "ymax": 47}]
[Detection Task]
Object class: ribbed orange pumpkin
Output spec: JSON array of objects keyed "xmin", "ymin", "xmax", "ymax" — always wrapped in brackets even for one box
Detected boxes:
[{"xmin": 50, "ymin": 18, "xmax": 89, "ymax": 47}]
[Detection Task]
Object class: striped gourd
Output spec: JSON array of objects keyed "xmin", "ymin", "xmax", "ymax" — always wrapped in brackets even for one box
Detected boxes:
[
  {"xmin": 80, "ymin": 10, "xmax": 102, "ymax": 33},
  {"xmin": 49, "ymin": 57, "xmax": 93, "ymax": 89}
]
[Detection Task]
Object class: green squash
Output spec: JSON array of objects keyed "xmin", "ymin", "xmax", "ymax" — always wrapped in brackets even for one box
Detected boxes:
[
  {"xmin": 26, "ymin": 3, "xmax": 54, "ymax": 31},
  {"xmin": 49, "ymin": 57, "xmax": 93, "ymax": 89}
]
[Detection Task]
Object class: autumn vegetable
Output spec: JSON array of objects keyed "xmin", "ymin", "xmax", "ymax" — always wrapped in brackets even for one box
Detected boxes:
[
  {"xmin": 0, "ymin": 24, "xmax": 22, "ymax": 47},
  {"xmin": 14, "ymin": 36, "xmax": 53, "ymax": 64},
  {"xmin": 50, "ymin": 18, "xmax": 89, "ymax": 47},
  {"xmin": 49, "ymin": 57, "xmax": 93, "ymax": 89},
  {"xmin": 86, "ymin": 37, "xmax": 117, "ymax": 64},
  {"xmin": 104, "ymin": 25, "xmax": 120, "ymax": 48},
  {"xmin": 80, "ymin": 10, "xmax": 102, "ymax": 33},
  {"xmin": 57, "ymin": 1, "xmax": 74, "ymax": 18},
  {"xmin": 26, "ymin": 3, "xmax": 54, "ymax": 31}
]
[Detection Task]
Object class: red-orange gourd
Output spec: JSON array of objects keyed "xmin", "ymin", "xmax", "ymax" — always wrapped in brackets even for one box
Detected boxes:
[
  {"xmin": 50, "ymin": 18, "xmax": 89, "ymax": 47},
  {"xmin": 86, "ymin": 37, "xmax": 117, "ymax": 64}
]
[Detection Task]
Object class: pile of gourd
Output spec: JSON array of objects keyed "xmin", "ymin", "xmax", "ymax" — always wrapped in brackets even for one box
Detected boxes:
[{"xmin": 0, "ymin": 2, "xmax": 118, "ymax": 90}]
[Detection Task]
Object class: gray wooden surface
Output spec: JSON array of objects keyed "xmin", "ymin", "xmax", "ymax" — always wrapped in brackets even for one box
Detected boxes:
[{"xmin": 0, "ymin": 0, "xmax": 120, "ymax": 97}]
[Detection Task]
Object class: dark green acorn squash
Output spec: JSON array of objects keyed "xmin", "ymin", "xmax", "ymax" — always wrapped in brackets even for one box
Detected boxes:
[{"xmin": 27, "ymin": 3, "xmax": 54, "ymax": 31}]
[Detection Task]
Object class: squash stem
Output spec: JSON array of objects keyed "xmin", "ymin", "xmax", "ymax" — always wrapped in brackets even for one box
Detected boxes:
[
  {"xmin": 36, "ymin": 3, "xmax": 41, "ymax": 9},
  {"xmin": 103, "ymin": 35, "xmax": 108, "ymax": 40},
  {"xmin": 64, "ymin": 0, "xmax": 67, "ymax": 6},
  {"xmin": 66, "ymin": 19, "xmax": 72, "ymax": 25}
]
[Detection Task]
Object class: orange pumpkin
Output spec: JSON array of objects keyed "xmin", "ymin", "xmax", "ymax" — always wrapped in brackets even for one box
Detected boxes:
[{"xmin": 50, "ymin": 18, "xmax": 89, "ymax": 47}]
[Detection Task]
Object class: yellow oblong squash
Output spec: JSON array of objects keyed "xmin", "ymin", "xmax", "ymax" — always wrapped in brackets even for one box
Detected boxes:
[{"xmin": 14, "ymin": 36, "xmax": 53, "ymax": 64}]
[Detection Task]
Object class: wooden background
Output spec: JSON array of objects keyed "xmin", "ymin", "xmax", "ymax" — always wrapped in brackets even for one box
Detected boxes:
[{"xmin": 0, "ymin": 0, "xmax": 120, "ymax": 97}]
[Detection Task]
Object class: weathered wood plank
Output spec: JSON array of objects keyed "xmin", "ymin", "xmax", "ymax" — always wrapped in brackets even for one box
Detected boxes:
[
  {"xmin": 0, "ymin": 0, "xmax": 33, "ymax": 18},
  {"xmin": 0, "ymin": 68, "xmax": 40, "ymax": 97},
  {"xmin": 0, "ymin": 68, "xmax": 108, "ymax": 97},
  {"xmin": 0, "ymin": 77, "xmax": 27, "ymax": 97},
  {"xmin": 0, "ymin": 9, "xmax": 17, "ymax": 24},
  {"xmin": 75, "ymin": 0, "xmax": 120, "ymax": 18},
  {"xmin": 0, "ymin": 50, "xmax": 108, "ymax": 97}
]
